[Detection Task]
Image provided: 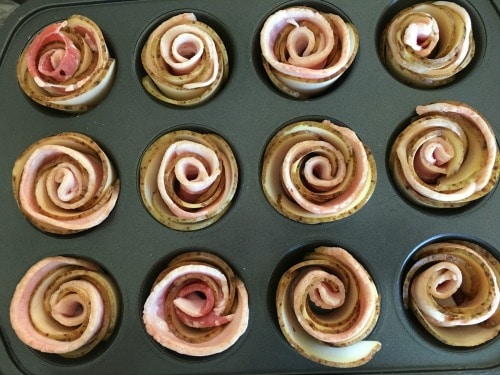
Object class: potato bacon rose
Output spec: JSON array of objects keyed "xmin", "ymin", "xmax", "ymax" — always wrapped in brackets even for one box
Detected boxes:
[
  {"xmin": 12, "ymin": 132, "xmax": 120, "ymax": 234},
  {"xmin": 260, "ymin": 6, "xmax": 358, "ymax": 98},
  {"xmin": 17, "ymin": 15, "xmax": 116, "ymax": 112},
  {"xmin": 10, "ymin": 256, "xmax": 119, "ymax": 358},
  {"xmin": 143, "ymin": 252, "xmax": 249, "ymax": 356},
  {"xmin": 390, "ymin": 101, "xmax": 500, "ymax": 208},
  {"xmin": 262, "ymin": 120, "xmax": 376, "ymax": 223},
  {"xmin": 140, "ymin": 130, "xmax": 238, "ymax": 231},
  {"xmin": 276, "ymin": 246, "xmax": 381, "ymax": 367},
  {"xmin": 403, "ymin": 240, "xmax": 500, "ymax": 346},
  {"xmin": 141, "ymin": 13, "xmax": 228, "ymax": 106},
  {"xmin": 380, "ymin": 1, "xmax": 475, "ymax": 87}
]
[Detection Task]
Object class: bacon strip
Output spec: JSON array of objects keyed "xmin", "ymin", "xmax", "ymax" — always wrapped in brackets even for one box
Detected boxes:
[
  {"xmin": 140, "ymin": 130, "xmax": 238, "ymax": 231},
  {"xmin": 141, "ymin": 13, "xmax": 228, "ymax": 106},
  {"xmin": 380, "ymin": 1, "xmax": 475, "ymax": 87},
  {"xmin": 9, "ymin": 256, "xmax": 119, "ymax": 357},
  {"xmin": 260, "ymin": 6, "xmax": 358, "ymax": 98},
  {"xmin": 402, "ymin": 240, "xmax": 500, "ymax": 346},
  {"xmin": 276, "ymin": 246, "xmax": 381, "ymax": 367},
  {"xmin": 17, "ymin": 15, "xmax": 116, "ymax": 112},
  {"xmin": 262, "ymin": 119, "xmax": 376, "ymax": 223},
  {"xmin": 143, "ymin": 252, "xmax": 249, "ymax": 356},
  {"xmin": 390, "ymin": 101, "xmax": 500, "ymax": 208},
  {"xmin": 12, "ymin": 132, "xmax": 120, "ymax": 234},
  {"xmin": 27, "ymin": 21, "xmax": 81, "ymax": 83}
]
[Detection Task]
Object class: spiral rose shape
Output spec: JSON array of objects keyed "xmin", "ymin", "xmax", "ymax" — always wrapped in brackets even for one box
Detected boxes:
[
  {"xmin": 17, "ymin": 14, "xmax": 116, "ymax": 112},
  {"xmin": 402, "ymin": 240, "xmax": 500, "ymax": 346},
  {"xmin": 9, "ymin": 256, "xmax": 119, "ymax": 358},
  {"xmin": 380, "ymin": 1, "xmax": 475, "ymax": 87},
  {"xmin": 276, "ymin": 246, "xmax": 381, "ymax": 367},
  {"xmin": 389, "ymin": 101, "xmax": 500, "ymax": 208},
  {"xmin": 12, "ymin": 132, "xmax": 120, "ymax": 234},
  {"xmin": 262, "ymin": 119, "xmax": 376, "ymax": 223},
  {"xmin": 139, "ymin": 130, "xmax": 238, "ymax": 231},
  {"xmin": 143, "ymin": 252, "xmax": 249, "ymax": 356},
  {"xmin": 260, "ymin": 6, "xmax": 358, "ymax": 98},
  {"xmin": 141, "ymin": 13, "xmax": 228, "ymax": 106}
]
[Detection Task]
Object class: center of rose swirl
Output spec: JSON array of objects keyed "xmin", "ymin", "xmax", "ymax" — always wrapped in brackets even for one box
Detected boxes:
[
  {"xmin": 413, "ymin": 138, "xmax": 455, "ymax": 183},
  {"xmin": 287, "ymin": 23, "xmax": 315, "ymax": 57},
  {"xmin": 47, "ymin": 163, "xmax": 82, "ymax": 203},
  {"xmin": 174, "ymin": 155, "xmax": 218, "ymax": 197},
  {"xmin": 51, "ymin": 295, "xmax": 86, "ymax": 325},
  {"xmin": 174, "ymin": 282, "xmax": 215, "ymax": 317},
  {"xmin": 403, "ymin": 19, "xmax": 439, "ymax": 57},
  {"xmin": 160, "ymin": 30, "xmax": 204, "ymax": 75}
]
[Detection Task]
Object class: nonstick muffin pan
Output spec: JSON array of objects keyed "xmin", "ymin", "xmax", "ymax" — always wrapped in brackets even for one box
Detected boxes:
[{"xmin": 0, "ymin": 0, "xmax": 499, "ymax": 374}]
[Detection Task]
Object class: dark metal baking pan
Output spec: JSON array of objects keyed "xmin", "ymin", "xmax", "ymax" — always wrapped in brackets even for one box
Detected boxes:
[{"xmin": 0, "ymin": 0, "xmax": 498, "ymax": 373}]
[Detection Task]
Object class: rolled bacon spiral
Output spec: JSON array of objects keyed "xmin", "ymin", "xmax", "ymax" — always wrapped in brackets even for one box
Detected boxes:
[
  {"xmin": 276, "ymin": 246, "xmax": 381, "ymax": 367},
  {"xmin": 12, "ymin": 132, "xmax": 120, "ymax": 234},
  {"xmin": 139, "ymin": 130, "xmax": 238, "ymax": 231},
  {"xmin": 262, "ymin": 119, "xmax": 376, "ymax": 223},
  {"xmin": 380, "ymin": 1, "xmax": 475, "ymax": 87},
  {"xmin": 143, "ymin": 252, "xmax": 249, "ymax": 356},
  {"xmin": 402, "ymin": 240, "xmax": 500, "ymax": 346},
  {"xmin": 17, "ymin": 14, "xmax": 116, "ymax": 112},
  {"xmin": 141, "ymin": 13, "xmax": 229, "ymax": 106},
  {"xmin": 389, "ymin": 101, "xmax": 500, "ymax": 208},
  {"xmin": 9, "ymin": 256, "xmax": 119, "ymax": 358},
  {"xmin": 260, "ymin": 6, "xmax": 358, "ymax": 98}
]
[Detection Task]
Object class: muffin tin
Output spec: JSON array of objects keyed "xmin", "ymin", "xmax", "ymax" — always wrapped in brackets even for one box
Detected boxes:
[{"xmin": 0, "ymin": 0, "xmax": 499, "ymax": 374}]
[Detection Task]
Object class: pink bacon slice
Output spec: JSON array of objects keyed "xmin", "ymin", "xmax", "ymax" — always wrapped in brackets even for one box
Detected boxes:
[
  {"xmin": 143, "ymin": 252, "xmax": 249, "ymax": 356},
  {"xmin": 390, "ymin": 101, "xmax": 500, "ymax": 208},
  {"xmin": 12, "ymin": 132, "xmax": 120, "ymax": 234},
  {"xmin": 139, "ymin": 130, "xmax": 238, "ymax": 231},
  {"xmin": 260, "ymin": 6, "xmax": 358, "ymax": 98},
  {"xmin": 28, "ymin": 22, "xmax": 81, "ymax": 83},
  {"xmin": 262, "ymin": 119, "xmax": 376, "ymax": 223},
  {"xmin": 9, "ymin": 256, "xmax": 119, "ymax": 358},
  {"xmin": 17, "ymin": 14, "xmax": 116, "ymax": 112},
  {"xmin": 276, "ymin": 246, "xmax": 381, "ymax": 367},
  {"xmin": 141, "ymin": 13, "xmax": 228, "ymax": 106}
]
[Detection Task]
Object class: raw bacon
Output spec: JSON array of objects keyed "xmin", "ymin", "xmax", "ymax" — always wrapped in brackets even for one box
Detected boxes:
[
  {"xmin": 402, "ymin": 240, "xmax": 500, "ymax": 346},
  {"xmin": 139, "ymin": 130, "xmax": 238, "ymax": 231},
  {"xmin": 17, "ymin": 14, "xmax": 116, "ymax": 112},
  {"xmin": 276, "ymin": 246, "xmax": 381, "ymax": 367},
  {"xmin": 12, "ymin": 132, "xmax": 120, "ymax": 234},
  {"xmin": 260, "ymin": 6, "xmax": 358, "ymax": 98},
  {"xmin": 141, "ymin": 13, "xmax": 228, "ymax": 106},
  {"xmin": 389, "ymin": 101, "xmax": 500, "ymax": 208},
  {"xmin": 262, "ymin": 119, "xmax": 376, "ymax": 223},
  {"xmin": 9, "ymin": 256, "xmax": 119, "ymax": 357},
  {"xmin": 143, "ymin": 252, "xmax": 249, "ymax": 356},
  {"xmin": 380, "ymin": 1, "xmax": 475, "ymax": 87}
]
